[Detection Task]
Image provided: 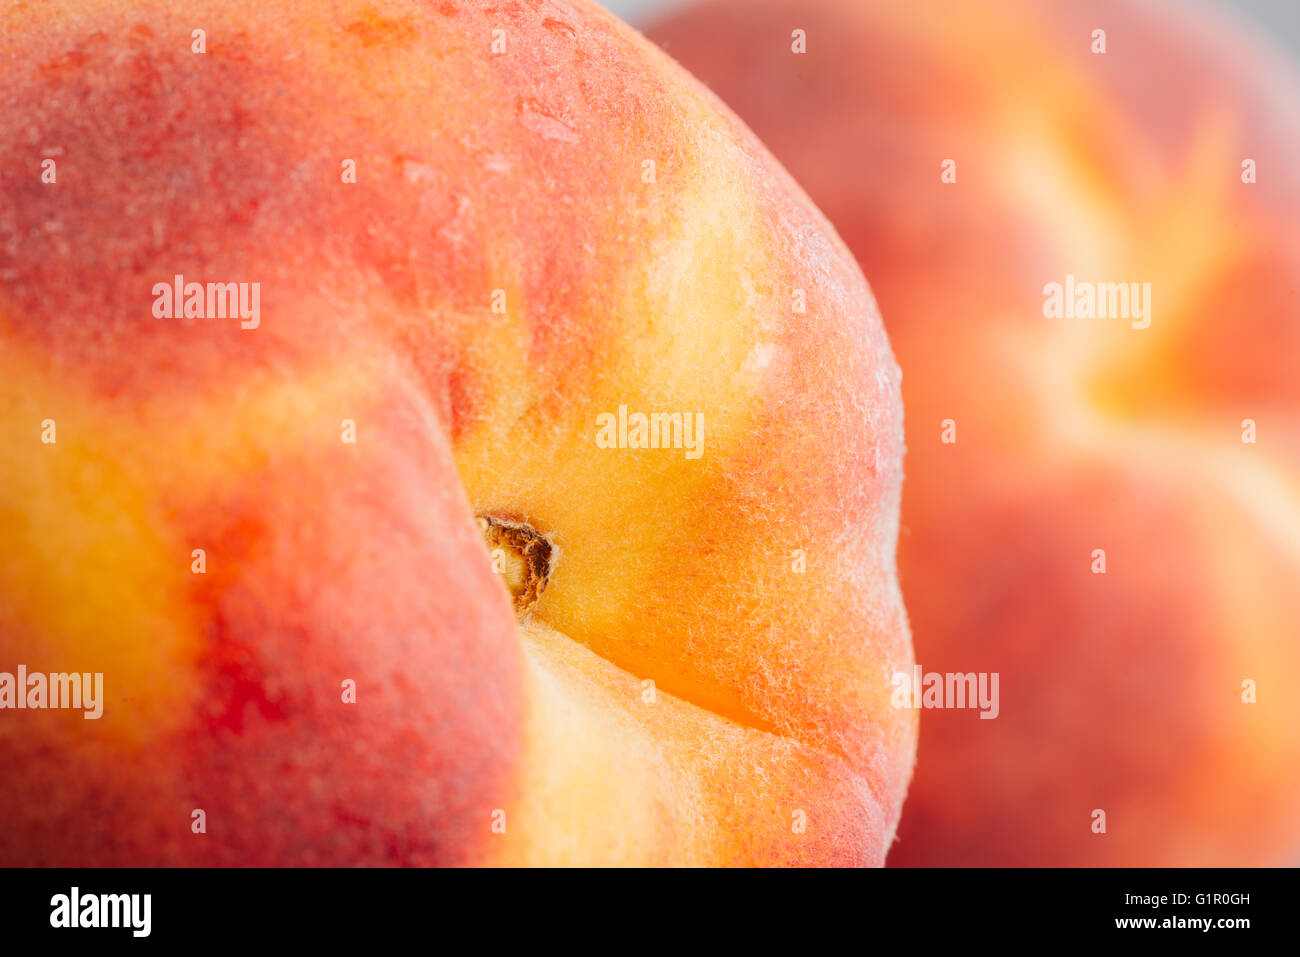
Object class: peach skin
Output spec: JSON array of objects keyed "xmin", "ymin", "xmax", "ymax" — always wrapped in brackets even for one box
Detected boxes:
[{"xmin": 0, "ymin": 0, "xmax": 914, "ymax": 865}]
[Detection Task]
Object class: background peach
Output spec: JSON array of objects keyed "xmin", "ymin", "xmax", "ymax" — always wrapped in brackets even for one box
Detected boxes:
[{"xmin": 651, "ymin": 0, "xmax": 1300, "ymax": 865}]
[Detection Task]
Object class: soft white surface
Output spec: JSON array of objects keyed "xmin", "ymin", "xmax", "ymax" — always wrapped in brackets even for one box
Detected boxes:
[{"xmin": 597, "ymin": 0, "xmax": 1300, "ymax": 54}]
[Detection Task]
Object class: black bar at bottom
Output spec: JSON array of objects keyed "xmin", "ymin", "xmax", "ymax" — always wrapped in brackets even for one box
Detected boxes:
[{"xmin": 0, "ymin": 866, "xmax": 1285, "ymax": 944}]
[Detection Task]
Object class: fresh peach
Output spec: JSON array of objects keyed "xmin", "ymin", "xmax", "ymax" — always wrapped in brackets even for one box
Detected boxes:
[
  {"xmin": 651, "ymin": 0, "xmax": 1300, "ymax": 865},
  {"xmin": 0, "ymin": 0, "xmax": 913, "ymax": 865}
]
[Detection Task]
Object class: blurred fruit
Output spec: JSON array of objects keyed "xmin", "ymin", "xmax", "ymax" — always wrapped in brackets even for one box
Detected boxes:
[{"xmin": 652, "ymin": 0, "xmax": 1300, "ymax": 865}]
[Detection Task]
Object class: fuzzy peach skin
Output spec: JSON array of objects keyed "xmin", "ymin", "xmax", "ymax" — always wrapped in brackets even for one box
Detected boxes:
[
  {"xmin": 651, "ymin": 0, "xmax": 1300, "ymax": 865},
  {"xmin": 0, "ymin": 0, "xmax": 914, "ymax": 865}
]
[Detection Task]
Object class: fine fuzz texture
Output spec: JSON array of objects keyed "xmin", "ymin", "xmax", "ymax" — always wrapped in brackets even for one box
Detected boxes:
[{"xmin": 0, "ymin": 0, "xmax": 914, "ymax": 865}]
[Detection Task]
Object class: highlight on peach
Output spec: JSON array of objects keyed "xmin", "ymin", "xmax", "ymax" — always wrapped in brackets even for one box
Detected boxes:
[{"xmin": 0, "ymin": 0, "xmax": 1296, "ymax": 879}]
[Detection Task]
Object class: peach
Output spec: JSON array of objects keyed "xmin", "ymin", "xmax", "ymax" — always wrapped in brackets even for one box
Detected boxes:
[
  {"xmin": 651, "ymin": 0, "xmax": 1300, "ymax": 865},
  {"xmin": 0, "ymin": 0, "xmax": 913, "ymax": 865}
]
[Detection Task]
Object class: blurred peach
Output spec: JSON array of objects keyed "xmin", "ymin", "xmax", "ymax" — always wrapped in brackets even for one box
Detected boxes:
[{"xmin": 652, "ymin": 0, "xmax": 1300, "ymax": 865}]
